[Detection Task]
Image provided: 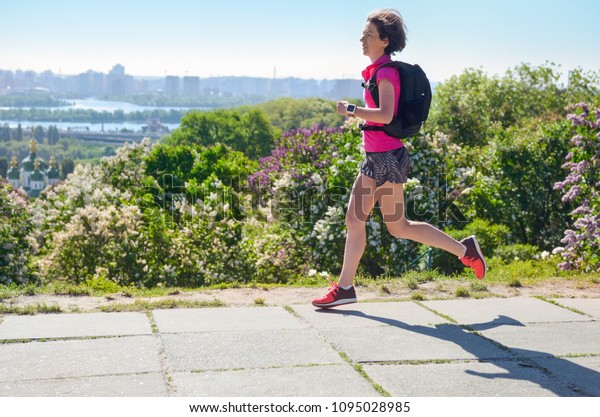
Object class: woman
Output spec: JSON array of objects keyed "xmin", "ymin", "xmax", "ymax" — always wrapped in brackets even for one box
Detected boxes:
[{"xmin": 312, "ymin": 9, "xmax": 486, "ymax": 308}]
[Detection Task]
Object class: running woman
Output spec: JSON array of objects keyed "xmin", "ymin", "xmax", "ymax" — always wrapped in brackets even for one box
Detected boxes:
[{"xmin": 312, "ymin": 9, "xmax": 486, "ymax": 309}]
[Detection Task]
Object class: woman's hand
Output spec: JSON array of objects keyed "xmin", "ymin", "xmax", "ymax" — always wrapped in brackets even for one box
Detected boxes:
[{"xmin": 336, "ymin": 101, "xmax": 350, "ymax": 115}]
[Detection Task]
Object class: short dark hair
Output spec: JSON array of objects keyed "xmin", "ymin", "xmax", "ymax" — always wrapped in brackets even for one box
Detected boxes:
[{"xmin": 367, "ymin": 9, "xmax": 407, "ymax": 55}]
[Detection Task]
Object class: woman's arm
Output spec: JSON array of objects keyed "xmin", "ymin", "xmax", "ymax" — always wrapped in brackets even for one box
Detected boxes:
[{"xmin": 337, "ymin": 78, "xmax": 395, "ymax": 124}]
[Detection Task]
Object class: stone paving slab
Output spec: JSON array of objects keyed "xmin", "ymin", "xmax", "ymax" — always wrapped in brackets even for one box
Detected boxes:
[
  {"xmin": 0, "ymin": 373, "xmax": 168, "ymax": 397},
  {"xmin": 555, "ymin": 298, "xmax": 600, "ymax": 319},
  {"xmin": 532, "ymin": 356, "xmax": 600, "ymax": 396},
  {"xmin": 162, "ymin": 329, "xmax": 342, "ymax": 372},
  {"xmin": 362, "ymin": 360, "xmax": 576, "ymax": 397},
  {"xmin": 322, "ymin": 324, "xmax": 511, "ymax": 363},
  {"xmin": 422, "ymin": 298, "xmax": 590, "ymax": 327},
  {"xmin": 171, "ymin": 364, "xmax": 378, "ymax": 397},
  {"xmin": 479, "ymin": 321, "xmax": 600, "ymax": 357},
  {"xmin": 0, "ymin": 312, "xmax": 152, "ymax": 340},
  {"xmin": 0, "ymin": 336, "xmax": 162, "ymax": 382},
  {"xmin": 1, "ymin": 299, "xmax": 599, "ymax": 398},
  {"xmin": 293, "ymin": 302, "xmax": 450, "ymax": 329},
  {"xmin": 153, "ymin": 307, "xmax": 307, "ymax": 333}
]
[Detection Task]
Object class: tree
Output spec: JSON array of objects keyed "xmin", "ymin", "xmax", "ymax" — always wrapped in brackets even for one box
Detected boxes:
[
  {"xmin": 144, "ymin": 143, "xmax": 258, "ymax": 220},
  {"xmin": 47, "ymin": 125, "xmax": 60, "ymax": 145},
  {"xmin": 15, "ymin": 123, "xmax": 23, "ymax": 141},
  {"xmin": 258, "ymin": 97, "xmax": 345, "ymax": 131},
  {"xmin": 61, "ymin": 158, "xmax": 75, "ymax": 179},
  {"xmin": 0, "ymin": 124, "xmax": 10, "ymax": 142},
  {"xmin": 0, "ymin": 157, "xmax": 7, "ymax": 178},
  {"xmin": 428, "ymin": 63, "xmax": 600, "ymax": 147},
  {"xmin": 166, "ymin": 108, "xmax": 277, "ymax": 159},
  {"xmin": 459, "ymin": 121, "xmax": 572, "ymax": 248},
  {"xmin": 34, "ymin": 125, "xmax": 45, "ymax": 143}
]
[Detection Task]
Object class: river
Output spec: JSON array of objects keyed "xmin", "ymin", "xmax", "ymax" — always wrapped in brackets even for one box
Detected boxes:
[{"xmin": 0, "ymin": 98, "xmax": 200, "ymax": 132}]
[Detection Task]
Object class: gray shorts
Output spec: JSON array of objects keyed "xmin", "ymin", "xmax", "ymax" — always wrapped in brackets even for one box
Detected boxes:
[{"xmin": 360, "ymin": 147, "xmax": 411, "ymax": 187}]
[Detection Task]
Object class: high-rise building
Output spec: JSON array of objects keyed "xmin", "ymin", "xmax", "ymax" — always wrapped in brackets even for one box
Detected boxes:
[
  {"xmin": 182, "ymin": 76, "xmax": 200, "ymax": 96},
  {"xmin": 165, "ymin": 76, "xmax": 180, "ymax": 96},
  {"xmin": 106, "ymin": 64, "xmax": 128, "ymax": 95},
  {"xmin": 77, "ymin": 70, "xmax": 105, "ymax": 96}
]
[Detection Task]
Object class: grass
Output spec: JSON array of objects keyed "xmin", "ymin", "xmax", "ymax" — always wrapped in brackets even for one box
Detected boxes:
[
  {"xmin": 470, "ymin": 281, "xmax": 488, "ymax": 292},
  {"xmin": 336, "ymin": 351, "xmax": 391, "ymax": 397},
  {"xmin": 405, "ymin": 277, "xmax": 419, "ymax": 290},
  {"xmin": 1, "ymin": 258, "xmax": 597, "ymax": 313},
  {"xmin": 410, "ymin": 292, "xmax": 426, "ymax": 301},
  {"xmin": 0, "ymin": 303, "xmax": 61, "ymax": 315},
  {"xmin": 98, "ymin": 298, "xmax": 224, "ymax": 312},
  {"xmin": 454, "ymin": 286, "xmax": 471, "ymax": 298}
]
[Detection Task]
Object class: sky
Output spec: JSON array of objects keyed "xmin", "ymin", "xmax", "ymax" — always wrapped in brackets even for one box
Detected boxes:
[{"xmin": 1, "ymin": 0, "xmax": 599, "ymax": 83}]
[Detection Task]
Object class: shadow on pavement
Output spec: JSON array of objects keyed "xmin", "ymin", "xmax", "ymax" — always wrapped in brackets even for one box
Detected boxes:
[{"xmin": 316, "ymin": 307, "xmax": 599, "ymax": 396}]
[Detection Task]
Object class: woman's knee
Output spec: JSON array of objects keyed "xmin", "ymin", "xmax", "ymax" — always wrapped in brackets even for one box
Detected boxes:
[
  {"xmin": 385, "ymin": 219, "xmax": 410, "ymax": 238},
  {"xmin": 345, "ymin": 211, "xmax": 366, "ymax": 231}
]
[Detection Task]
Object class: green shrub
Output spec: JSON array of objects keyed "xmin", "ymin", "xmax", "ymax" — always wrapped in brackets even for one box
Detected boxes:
[
  {"xmin": 0, "ymin": 182, "xmax": 35, "ymax": 284},
  {"xmin": 494, "ymin": 244, "xmax": 539, "ymax": 263}
]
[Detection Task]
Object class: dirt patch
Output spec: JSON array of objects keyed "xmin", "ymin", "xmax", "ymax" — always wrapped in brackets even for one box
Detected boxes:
[{"xmin": 2, "ymin": 279, "xmax": 600, "ymax": 313}]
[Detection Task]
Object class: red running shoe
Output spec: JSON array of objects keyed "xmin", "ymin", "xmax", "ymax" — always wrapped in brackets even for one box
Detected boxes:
[
  {"xmin": 460, "ymin": 235, "xmax": 487, "ymax": 280},
  {"xmin": 312, "ymin": 279, "xmax": 357, "ymax": 308}
]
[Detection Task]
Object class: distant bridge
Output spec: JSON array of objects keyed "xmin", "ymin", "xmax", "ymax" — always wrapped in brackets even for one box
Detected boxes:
[{"xmin": 59, "ymin": 130, "xmax": 163, "ymax": 144}]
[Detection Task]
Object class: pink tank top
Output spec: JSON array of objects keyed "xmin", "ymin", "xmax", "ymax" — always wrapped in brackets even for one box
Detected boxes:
[{"xmin": 361, "ymin": 54, "xmax": 403, "ymax": 152}]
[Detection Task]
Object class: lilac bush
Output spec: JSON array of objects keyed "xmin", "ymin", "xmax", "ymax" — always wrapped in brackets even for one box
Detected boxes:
[
  {"xmin": 34, "ymin": 141, "xmax": 154, "ymax": 285},
  {"xmin": 0, "ymin": 182, "xmax": 36, "ymax": 284},
  {"xmin": 553, "ymin": 103, "xmax": 600, "ymax": 272},
  {"xmin": 248, "ymin": 121, "xmax": 450, "ymax": 277},
  {"xmin": 34, "ymin": 139, "xmax": 257, "ymax": 286}
]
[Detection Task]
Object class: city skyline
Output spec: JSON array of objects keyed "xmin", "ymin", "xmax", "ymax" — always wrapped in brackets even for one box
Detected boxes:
[
  {"xmin": 0, "ymin": 63, "xmax": 364, "ymax": 99},
  {"xmin": 1, "ymin": 0, "xmax": 599, "ymax": 83}
]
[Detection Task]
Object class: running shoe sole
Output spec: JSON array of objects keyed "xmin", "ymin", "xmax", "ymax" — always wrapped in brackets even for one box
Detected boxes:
[{"xmin": 312, "ymin": 297, "xmax": 357, "ymax": 309}]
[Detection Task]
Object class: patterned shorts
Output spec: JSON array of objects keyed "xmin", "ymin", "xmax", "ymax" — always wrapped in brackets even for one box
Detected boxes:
[{"xmin": 360, "ymin": 146, "xmax": 411, "ymax": 187}]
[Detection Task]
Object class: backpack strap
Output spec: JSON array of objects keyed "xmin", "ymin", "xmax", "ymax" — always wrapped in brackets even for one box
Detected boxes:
[
  {"xmin": 359, "ymin": 124, "xmax": 385, "ymax": 132},
  {"xmin": 363, "ymin": 61, "xmax": 398, "ymax": 108},
  {"xmin": 359, "ymin": 62, "xmax": 398, "ymax": 132}
]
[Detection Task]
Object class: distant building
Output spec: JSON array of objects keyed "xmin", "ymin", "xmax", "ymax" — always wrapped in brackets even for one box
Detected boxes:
[
  {"xmin": 0, "ymin": 65, "xmax": 365, "ymax": 100},
  {"xmin": 77, "ymin": 70, "xmax": 105, "ymax": 96},
  {"xmin": 6, "ymin": 140, "xmax": 61, "ymax": 198},
  {"xmin": 331, "ymin": 79, "xmax": 363, "ymax": 100},
  {"xmin": 165, "ymin": 76, "xmax": 180, "ymax": 96},
  {"xmin": 182, "ymin": 76, "xmax": 200, "ymax": 96},
  {"xmin": 106, "ymin": 64, "xmax": 132, "ymax": 95}
]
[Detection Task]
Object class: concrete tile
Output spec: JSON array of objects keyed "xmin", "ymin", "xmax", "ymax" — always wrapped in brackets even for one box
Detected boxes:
[
  {"xmin": 480, "ymin": 321, "xmax": 600, "ymax": 357},
  {"xmin": 292, "ymin": 302, "xmax": 450, "ymax": 329},
  {"xmin": 532, "ymin": 355, "xmax": 600, "ymax": 396},
  {"xmin": 422, "ymin": 298, "xmax": 590, "ymax": 327},
  {"xmin": 0, "ymin": 312, "xmax": 152, "ymax": 340},
  {"xmin": 162, "ymin": 329, "xmax": 342, "ymax": 371},
  {"xmin": 0, "ymin": 373, "xmax": 168, "ymax": 397},
  {"xmin": 322, "ymin": 324, "xmax": 511, "ymax": 363},
  {"xmin": 153, "ymin": 307, "xmax": 307, "ymax": 333},
  {"xmin": 0, "ymin": 336, "xmax": 162, "ymax": 382},
  {"xmin": 363, "ymin": 360, "xmax": 575, "ymax": 397},
  {"xmin": 555, "ymin": 298, "xmax": 600, "ymax": 319},
  {"xmin": 172, "ymin": 364, "xmax": 378, "ymax": 397}
]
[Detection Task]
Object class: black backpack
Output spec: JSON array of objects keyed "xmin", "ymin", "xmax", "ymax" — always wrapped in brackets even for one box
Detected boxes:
[{"xmin": 360, "ymin": 61, "xmax": 432, "ymax": 139}]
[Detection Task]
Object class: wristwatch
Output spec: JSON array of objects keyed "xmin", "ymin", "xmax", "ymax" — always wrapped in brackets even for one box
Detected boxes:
[{"xmin": 346, "ymin": 103, "xmax": 357, "ymax": 115}]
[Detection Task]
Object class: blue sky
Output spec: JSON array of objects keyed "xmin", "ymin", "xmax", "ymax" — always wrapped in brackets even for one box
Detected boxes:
[{"xmin": 1, "ymin": 0, "xmax": 598, "ymax": 82}]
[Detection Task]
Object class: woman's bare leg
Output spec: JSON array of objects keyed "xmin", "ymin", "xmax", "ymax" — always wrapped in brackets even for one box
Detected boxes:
[
  {"xmin": 338, "ymin": 174, "xmax": 378, "ymax": 287},
  {"xmin": 376, "ymin": 182, "xmax": 466, "ymax": 257}
]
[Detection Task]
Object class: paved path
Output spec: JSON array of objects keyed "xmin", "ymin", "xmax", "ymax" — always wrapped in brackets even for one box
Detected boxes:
[{"xmin": 1, "ymin": 297, "xmax": 599, "ymax": 397}]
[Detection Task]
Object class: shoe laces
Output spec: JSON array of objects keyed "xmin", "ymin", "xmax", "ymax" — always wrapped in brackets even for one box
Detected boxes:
[{"xmin": 326, "ymin": 278, "xmax": 339, "ymax": 294}]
